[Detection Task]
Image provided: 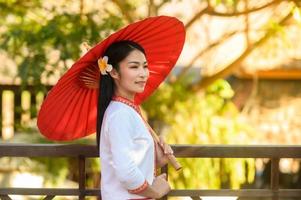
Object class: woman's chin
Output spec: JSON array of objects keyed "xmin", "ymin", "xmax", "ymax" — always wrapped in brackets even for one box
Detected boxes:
[{"xmin": 135, "ymin": 87, "xmax": 146, "ymax": 93}]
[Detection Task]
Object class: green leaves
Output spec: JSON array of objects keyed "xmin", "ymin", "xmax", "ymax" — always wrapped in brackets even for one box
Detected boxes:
[
  {"xmin": 0, "ymin": 1, "xmax": 124, "ymax": 88},
  {"xmin": 143, "ymin": 78, "xmax": 255, "ymax": 189}
]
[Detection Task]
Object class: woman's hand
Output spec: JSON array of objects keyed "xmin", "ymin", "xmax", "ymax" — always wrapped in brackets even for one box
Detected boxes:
[
  {"xmin": 151, "ymin": 173, "xmax": 171, "ymax": 198},
  {"xmin": 137, "ymin": 173, "xmax": 171, "ymax": 198},
  {"xmin": 155, "ymin": 136, "xmax": 174, "ymax": 168}
]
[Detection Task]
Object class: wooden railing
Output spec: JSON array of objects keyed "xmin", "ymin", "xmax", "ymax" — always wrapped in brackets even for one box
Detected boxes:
[
  {"xmin": 0, "ymin": 144, "xmax": 301, "ymax": 200},
  {"xmin": 0, "ymin": 84, "xmax": 51, "ymax": 139}
]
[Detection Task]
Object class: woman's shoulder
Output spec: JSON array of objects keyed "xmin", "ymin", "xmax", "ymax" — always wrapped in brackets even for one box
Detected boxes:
[{"xmin": 105, "ymin": 101, "xmax": 135, "ymax": 119}]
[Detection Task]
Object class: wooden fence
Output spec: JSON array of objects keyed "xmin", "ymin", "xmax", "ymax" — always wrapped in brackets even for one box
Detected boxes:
[
  {"xmin": 0, "ymin": 144, "xmax": 301, "ymax": 200},
  {"xmin": 0, "ymin": 84, "xmax": 51, "ymax": 138}
]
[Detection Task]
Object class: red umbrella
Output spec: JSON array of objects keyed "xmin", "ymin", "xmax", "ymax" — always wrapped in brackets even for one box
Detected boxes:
[{"xmin": 37, "ymin": 16, "xmax": 186, "ymax": 141}]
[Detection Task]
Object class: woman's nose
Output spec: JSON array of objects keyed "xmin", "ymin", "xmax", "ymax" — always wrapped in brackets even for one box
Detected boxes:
[{"xmin": 139, "ymin": 67, "xmax": 149, "ymax": 77}]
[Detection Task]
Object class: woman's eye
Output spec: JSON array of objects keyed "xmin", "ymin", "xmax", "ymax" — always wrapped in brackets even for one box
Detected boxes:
[
  {"xmin": 144, "ymin": 65, "xmax": 148, "ymax": 68},
  {"xmin": 130, "ymin": 66, "xmax": 138, "ymax": 68}
]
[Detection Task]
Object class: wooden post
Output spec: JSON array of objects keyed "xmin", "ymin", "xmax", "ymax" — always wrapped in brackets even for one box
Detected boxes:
[
  {"xmin": 14, "ymin": 91, "xmax": 21, "ymax": 132},
  {"xmin": 79, "ymin": 155, "xmax": 86, "ymax": 200},
  {"xmin": 271, "ymin": 158, "xmax": 280, "ymax": 200},
  {"xmin": 30, "ymin": 92, "xmax": 37, "ymax": 118},
  {"xmin": 0, "ymin": 90, "xmax": 2, "ymax": 139}
]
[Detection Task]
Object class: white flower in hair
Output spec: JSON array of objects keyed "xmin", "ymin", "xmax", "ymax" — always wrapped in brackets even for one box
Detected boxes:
[{"xmin": 98, "ymin": 56, "xmax": 113, "ymax": 75}]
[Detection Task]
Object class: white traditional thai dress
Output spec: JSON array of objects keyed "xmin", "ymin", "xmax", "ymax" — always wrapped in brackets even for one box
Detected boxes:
[{"xmin": 99, "ymin": 98, "xmax": 156, "ymax": 200}]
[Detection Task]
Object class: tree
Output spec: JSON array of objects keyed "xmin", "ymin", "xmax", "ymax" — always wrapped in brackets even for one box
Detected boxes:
[
  {"xmin": 1, "ymin": 0, "xmax": 300, "ymax": 89},
  {"xmin": 110, "ymin": 0, "xmax": 300, "ymax": 89},
  {"xmin": 0, "ymin": 0, "xmax": 124, "ymax": 88}
]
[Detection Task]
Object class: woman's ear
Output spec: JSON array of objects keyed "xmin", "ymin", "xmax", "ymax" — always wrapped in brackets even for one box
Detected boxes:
[{"xmin": 109, "ymin": 68, "xmax": 119, "ymax": 80}]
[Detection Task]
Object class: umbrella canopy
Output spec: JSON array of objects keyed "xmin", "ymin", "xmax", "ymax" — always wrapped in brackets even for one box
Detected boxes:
[{"xmin": 37, "ymin": 16, "xmax": 186, "ymax": 141}]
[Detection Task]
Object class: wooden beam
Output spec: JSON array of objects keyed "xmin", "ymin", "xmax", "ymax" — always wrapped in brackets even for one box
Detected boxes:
[
  {"xmin": 235, "ymin": 69, "xmax": 301, "ymax": 80},
  {"xmin": 1, "ymin": 144, "xmax": 301, "ymax": 158},
  {"xmin": 169, "ymin": 189, "xmax": 301, "ymax": 197}
]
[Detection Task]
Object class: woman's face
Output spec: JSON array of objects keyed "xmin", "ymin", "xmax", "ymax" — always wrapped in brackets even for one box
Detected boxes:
[{"xmin": 111, "ymin": 49, "xmax": 149, "ymax": 100}]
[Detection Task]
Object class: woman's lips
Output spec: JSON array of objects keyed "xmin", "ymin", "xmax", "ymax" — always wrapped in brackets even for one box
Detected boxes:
[{"xmin": 135, "ymin": 81, "xmax": 146, "ymax": 86}]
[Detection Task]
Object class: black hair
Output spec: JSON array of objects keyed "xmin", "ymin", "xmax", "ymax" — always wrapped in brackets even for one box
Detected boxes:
[{"xmin": 96, "ymin": 40, "xmax": 145, "ymax": 148}]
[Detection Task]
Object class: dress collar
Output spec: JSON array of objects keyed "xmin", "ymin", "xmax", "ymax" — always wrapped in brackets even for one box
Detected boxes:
[{"xmin": 111, "ymin": 96, "xmax": 141, "ymax": 114}]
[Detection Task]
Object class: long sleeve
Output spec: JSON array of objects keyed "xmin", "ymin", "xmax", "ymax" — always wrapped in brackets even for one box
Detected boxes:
[{"xmin": 106, "ymin": 109, "xmax": 147, "ymax": 191}]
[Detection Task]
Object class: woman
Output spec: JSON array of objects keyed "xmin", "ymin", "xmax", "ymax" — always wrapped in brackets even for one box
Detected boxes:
[
  {"xmin": 98, "ymin": 40, "xmax": 173, "ymax": 199},
  {"xmin": 37, "ymin": 16, "xmax": 185, "ymax": 200}
]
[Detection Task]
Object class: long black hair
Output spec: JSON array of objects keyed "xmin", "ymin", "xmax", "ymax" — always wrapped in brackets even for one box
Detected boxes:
[{"xmin": 96, "ymin": 40, "xmax": 145, "ymax": 148}]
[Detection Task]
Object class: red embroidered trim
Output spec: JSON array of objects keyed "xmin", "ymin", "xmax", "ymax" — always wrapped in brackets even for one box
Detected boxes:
[
  {"xmin": 128, "ymin": 180, "xmax": 149, "ymax": 194},
  {"xmin": 112, "ymin": 96, "xmax": 140, "ymax": 113}
]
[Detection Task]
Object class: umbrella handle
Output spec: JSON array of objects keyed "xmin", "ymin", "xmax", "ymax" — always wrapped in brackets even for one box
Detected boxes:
[
  {"xmin": 147, "ymin": 124, "xmax": 182, "ymax": 171},
  {"xmin": 166, "ymin": 153, "xmax": 182, "ymax": 171},
  {"xmin": 154, "ymin": 138, "xmax": 182, "ymax": 171}
]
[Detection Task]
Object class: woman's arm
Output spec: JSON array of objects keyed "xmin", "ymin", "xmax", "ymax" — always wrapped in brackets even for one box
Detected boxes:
[{"xmin": 155, "ymin": 136, "xmax": 174, "ymax": 169}]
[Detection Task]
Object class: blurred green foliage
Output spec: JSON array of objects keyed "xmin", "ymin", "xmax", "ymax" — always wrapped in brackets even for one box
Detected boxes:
[
  {"xmin": 0, "ymin": 0, "xmax": 123, "ymax": 90},
  {"xmin": 143, "ymin": 79, "xmax": 255, "ymax": 189}
]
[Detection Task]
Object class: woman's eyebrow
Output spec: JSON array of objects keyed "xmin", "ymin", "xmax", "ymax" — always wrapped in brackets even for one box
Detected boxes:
[{"xmin": 128, "ymin": 61, "xmax": 147, "ymax": 64}]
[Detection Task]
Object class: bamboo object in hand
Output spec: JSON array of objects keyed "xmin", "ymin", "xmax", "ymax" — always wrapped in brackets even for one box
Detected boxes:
[{"xmin": 146, "ymin": 123, "xmax": 182, "ymax": 171}]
